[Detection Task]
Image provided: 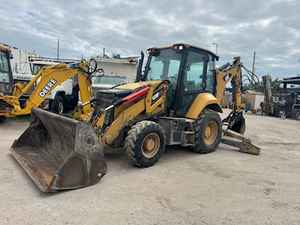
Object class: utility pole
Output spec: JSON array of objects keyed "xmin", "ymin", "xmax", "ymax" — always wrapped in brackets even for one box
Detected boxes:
[
  {"xmin": 103, "ymin": 48, "xmax": 106, "ymax": 58},
  {"xmin": 212, "ymin": 43, "xmax": 218, "ymax": 55},
  {"xmin": 252, "ymin": 51, "xmax": 256, "ymax": 75},
  {"xmin": 57, "ymin": 39, "xmax": 60, "ymax": 60}
]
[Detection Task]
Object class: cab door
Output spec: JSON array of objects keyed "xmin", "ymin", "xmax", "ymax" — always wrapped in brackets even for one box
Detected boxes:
[
  {"xmin": 0, "ymin": 51, "xmax": 13, "ymax": 95},
  {"xmin": 174, "ymin": 49, "xmax": 214, "ymax": 116}
]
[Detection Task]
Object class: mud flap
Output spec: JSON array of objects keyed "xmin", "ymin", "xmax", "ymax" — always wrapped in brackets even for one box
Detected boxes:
[
  {"xmin": 11, "ymin": 108, "xmax": 107, "ymax": 192},
  {"xmin": 222, "ymin": 129, "xmax": 260, "ymax": 155}
]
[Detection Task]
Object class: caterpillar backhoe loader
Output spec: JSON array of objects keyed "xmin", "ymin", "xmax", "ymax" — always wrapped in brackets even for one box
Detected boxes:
[
  {"xmin": 11, "ymin": 43, "xmax": 259, "ymax": 192},
  {"xmin": 0, "ymin": 57, "xmax": 98, "ymax": 121}
]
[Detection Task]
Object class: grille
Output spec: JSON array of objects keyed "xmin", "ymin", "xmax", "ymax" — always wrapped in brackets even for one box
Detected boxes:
[{"xmin": 94, "ymin": 89, "xmax": 132, "ymax": 111}]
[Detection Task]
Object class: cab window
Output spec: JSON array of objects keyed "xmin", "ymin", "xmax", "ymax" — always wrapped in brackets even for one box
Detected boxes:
[
  {"xmin": 206, "ymin": 59, "xmax": 215, "ymax": 92},
  {"xmin": 183, "ymin": 51, "xmax": 207, "ymax": 92},
  {"xmin": 147, "ymin": 49, "xmax": 182, "ymax": 85},
  {"xmin": 0, "ymin": 51, "xmax": 10, "ymax": 83}
]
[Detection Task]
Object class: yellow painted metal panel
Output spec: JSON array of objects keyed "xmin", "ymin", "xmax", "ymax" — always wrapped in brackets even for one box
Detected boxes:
[{"xmin": 186, "ymin": 93, "xmax": 220, "ymax": 119}]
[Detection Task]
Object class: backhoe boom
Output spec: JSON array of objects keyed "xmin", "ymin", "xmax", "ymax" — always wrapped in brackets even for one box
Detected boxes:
[{"xmin": 0, "ymin": 62, "xmax": 93, "ymax": 117}]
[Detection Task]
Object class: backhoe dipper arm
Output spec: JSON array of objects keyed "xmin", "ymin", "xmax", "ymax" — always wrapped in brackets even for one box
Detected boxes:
[
  {"xmin": 215, "ymin": 57, "xmax": 243, "ymax": 111},
  {"xmin": 216, "ymin": 57, "xmax": 260, "ymax": 154},
  {"xmin": 216, "ymin": 57, "xmax": 246, "ymax": 134}
]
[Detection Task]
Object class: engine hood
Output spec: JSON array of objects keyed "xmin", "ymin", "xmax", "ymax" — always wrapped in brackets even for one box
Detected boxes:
[
  {"xmin": 116, "ymin": 80, "xmax": 163, "ymax": 91},
  {"xmin": 93, "ymin": 80, "xmax": 165, "ymax": 111}
]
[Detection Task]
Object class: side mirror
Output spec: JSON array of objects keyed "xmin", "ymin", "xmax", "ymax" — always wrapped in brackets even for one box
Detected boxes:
[
  {"xmin": 94, "ymin": 68, "xmax": 105, "ymax": 76},
  {"xmin": 88, "ymin": 58, "xmax": 97, "ymax": 74}
]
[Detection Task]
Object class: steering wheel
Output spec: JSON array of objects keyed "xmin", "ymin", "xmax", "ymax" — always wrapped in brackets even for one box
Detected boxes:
[{"xmin": 88, "ymin": 58, "xmax": 97, "ymax": 74}]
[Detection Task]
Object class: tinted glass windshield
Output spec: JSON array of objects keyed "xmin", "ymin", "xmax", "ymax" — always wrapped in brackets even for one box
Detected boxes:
[
  {"xmin": 0, "ymin": 51, "xmax": 10, "ymax": 82},
  {"xmin": 146, "ymin": 49, "xmax": 182, "ymax": 84},
  {"xmin": 92, "ymin": 76, "xmax": 127, "ymax": 85}
]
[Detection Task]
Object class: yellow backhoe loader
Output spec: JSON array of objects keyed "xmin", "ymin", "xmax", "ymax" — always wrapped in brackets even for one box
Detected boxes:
[
  {"xmin": 11, "ymin": 43, "xmax": 259, "ymax": 192},
  {"xmin": 0, "ymin": 58, "xmax": 97, "ymax": 120}
]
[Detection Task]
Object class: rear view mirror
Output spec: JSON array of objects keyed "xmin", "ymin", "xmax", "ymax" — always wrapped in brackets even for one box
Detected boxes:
[
  {"xmin": 91, "ymin": 68, "xmax": 105, "ymax": 78},
  {"xmin": 95, "ymin": 68, "xmax": 105, "ymax": 76}
]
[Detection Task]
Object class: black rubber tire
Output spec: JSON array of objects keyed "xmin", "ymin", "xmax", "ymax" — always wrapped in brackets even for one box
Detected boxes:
[
  {"xmin": 230, "ymin": 116, "xmax": 246, "ymax": 134},
  {"xmin": 125, "ymin": 121, "xmax": 165, "ymax": 168},
  {"xmin": 192, "ymin": 110, "xmax": 222, "ymax": 154},
  {"xmin": 0, "ymin": 116, "xmax": 6, "ymax": 123},
  {"xmin": 50, "ymin": 95, "xmax": 65, "ymax": 114},
  {"xmin": 294, "ymin": 111, "xmax": 300, "ymax": 120}
]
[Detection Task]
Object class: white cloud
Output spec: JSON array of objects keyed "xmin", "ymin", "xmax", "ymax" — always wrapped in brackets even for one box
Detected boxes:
[{"xmin": 0, "ymin": 0, "xmax": 299, "ymax": 76}]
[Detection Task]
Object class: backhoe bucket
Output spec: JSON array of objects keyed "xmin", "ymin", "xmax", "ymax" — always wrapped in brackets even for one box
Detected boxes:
[
  {"xmin": 11, "ymin": 108, "xmax": 107, "ymax": 192},
  {"xmin": 222, "ymin": 129, "xmax": 261, "ymax": 155}
]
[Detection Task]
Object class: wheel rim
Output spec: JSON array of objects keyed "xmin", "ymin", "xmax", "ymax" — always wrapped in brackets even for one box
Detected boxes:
[
  {"xmin": 203, "ymin": 121, "xmax": 218, "ymax": 146},
  {"xmin": 280, "ymin": 111, "xmax": 286, "ymax": 119},
  {"xmin": 141, "ymin": 133, "xmax": 160, "ymax": 159},
  {"xmin": 58, "ymin": 102, "xmax": 64, "ymax": 114}
]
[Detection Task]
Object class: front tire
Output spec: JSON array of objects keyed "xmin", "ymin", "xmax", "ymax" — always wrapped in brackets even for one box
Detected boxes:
[
  {"xmin": 192, "ymin": 110, "xmax": 222, "ymax": 154},
  {"xmin": 294, "ymin": 111, "xmax": 300, "ymax": 120},
  {"xmin": 125, "ymin": 121, "xmax": 165, "ymax": 168}
]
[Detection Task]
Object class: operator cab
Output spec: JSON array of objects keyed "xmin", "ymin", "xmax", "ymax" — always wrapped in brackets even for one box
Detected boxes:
[
  {"xmin": 0, "ymin": 45, "xmax": 13, "ymax": 95},
  {"xmin": 140, "ymin": 43, "xmax": 219, "ymax": 116}
]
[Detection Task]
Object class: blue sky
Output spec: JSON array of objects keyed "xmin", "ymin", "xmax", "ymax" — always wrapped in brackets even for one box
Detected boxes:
[{"xmin": 0, "ymin": 0, "xmax": 299, "ymax": 78}]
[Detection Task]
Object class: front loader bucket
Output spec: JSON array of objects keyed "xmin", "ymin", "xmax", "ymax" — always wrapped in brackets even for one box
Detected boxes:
[{"xmin": 11, "ymin": 108, "xmax": 107, "ymax": 192}]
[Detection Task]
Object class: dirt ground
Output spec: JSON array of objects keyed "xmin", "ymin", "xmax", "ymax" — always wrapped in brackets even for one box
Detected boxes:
[{"xmin": 0, "ymin": 114, "xmax": 300, "ymax": 225}]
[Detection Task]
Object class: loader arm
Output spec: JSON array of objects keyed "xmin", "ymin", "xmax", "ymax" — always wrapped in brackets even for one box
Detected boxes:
[{"xmin": 0, "ymin": 62, "xmax": 93, "ymax": 117}]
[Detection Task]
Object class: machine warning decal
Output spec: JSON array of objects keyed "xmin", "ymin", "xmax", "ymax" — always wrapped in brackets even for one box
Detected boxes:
[
  {"xmin": 152, "ymin": 92, "xmax": 161, "ymax": 101},
  {"xmin": 39, "ymin": 79, "xmax": 57, "ymax": 97}
]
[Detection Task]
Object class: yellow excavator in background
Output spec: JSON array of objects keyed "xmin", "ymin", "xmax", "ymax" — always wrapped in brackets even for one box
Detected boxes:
[
  {"xmin": 0, "ymin": 44, "xmax": 14, "ymax": 122},
  {"xmin": 11, "ymin": 43, "xmax": 259, "ymax": 192},
  {"xmin": 0, "ymin": 59, "xmax": 97, "ymax": 120}
]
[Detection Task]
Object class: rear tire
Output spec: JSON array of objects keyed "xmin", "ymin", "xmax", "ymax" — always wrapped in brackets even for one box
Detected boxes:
[
  {"xmin": 125, "ymin": 121, "xmax": 165, "ymax": 168},
  {"xmin": 192, "ymin": 110, "xmax": 222, "ymax": 154},
  {"xmin": 0, "ymin": 116, "xmax": 6, "ymax": 123},
  {"xmin": 295, "ymin": 111, "xmax": 300, "ymax": 120},
  {"xmin": 50, "ymin": 95, "xmax": 65, "ymax": 115}
]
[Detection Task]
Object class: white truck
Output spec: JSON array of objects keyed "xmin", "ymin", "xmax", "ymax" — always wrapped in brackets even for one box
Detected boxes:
[{"xmin": 9, "ymin": 47, "xmax": 36, "ymax": 83}]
